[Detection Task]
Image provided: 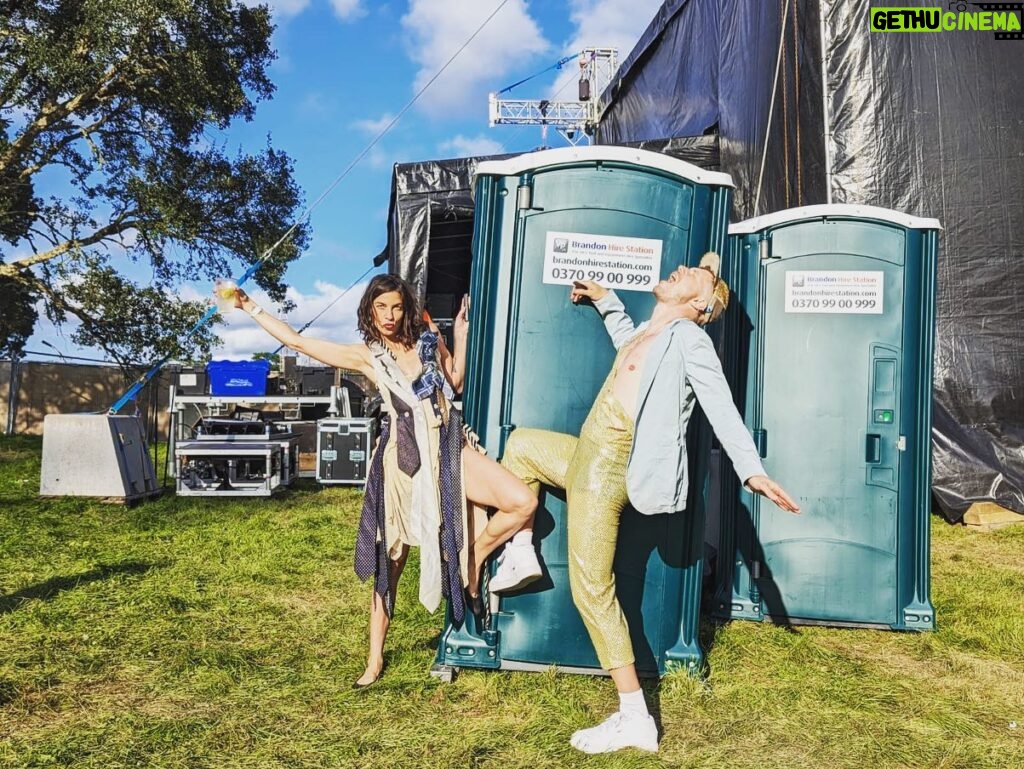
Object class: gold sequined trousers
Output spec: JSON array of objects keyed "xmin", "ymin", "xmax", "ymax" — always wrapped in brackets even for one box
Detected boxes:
[{"xmin": 501, "ymin": 375, "xmax": 635, "ymax": 671}]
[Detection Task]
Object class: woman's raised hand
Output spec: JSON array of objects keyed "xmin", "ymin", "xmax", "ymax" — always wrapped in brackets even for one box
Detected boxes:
[
  {"xmin": 233, "ymin": 287, "xmax": 251, "ymax": 311},
  {"xmin": 454, "ymin": 294, "xmax": 470, "ymax": 341}
]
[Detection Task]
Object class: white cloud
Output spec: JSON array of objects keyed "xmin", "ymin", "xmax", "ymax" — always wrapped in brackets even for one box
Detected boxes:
[
  {"xmin": 240, "ymin": 0, "xmax": 364, "ymax": 22},
  {"xmin": 299, "ymin": 91, "xmax": 334, "ymax": 116},
  {"xmin": 240, "ymin": 0, "xmax": 312, "ymax": 19},
  {"xmin": 347, "ymin": 115, "xmax": 400, "ymax": 167},
  {"xmin": 352, "ymin": 113, "xmax": 397, "ymax": 135},
  {"xmin": 437, "ymin": 134, "xmax": 506, "ymax": 158},
  {"xmin": 329, "ymin": 0, "xmax": 366, "ymax": 20},
  {"xmin": 364, "ymin": 146, "xmax": 392, "ymax": 169},
  {"xmin": 401, "ymin": 0, "xmax": 551, "ymax": 118},
  {"xmin": 203, "ymin": 279, "xmax": 372, "ymax": 361},
  {"xmin": 564, "ymin": 0, "xmax": 665, "ymax": 78}
]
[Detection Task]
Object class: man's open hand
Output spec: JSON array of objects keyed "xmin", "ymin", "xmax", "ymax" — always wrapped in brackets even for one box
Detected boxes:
[{"xmin": 745, "ymin": 475, "xmax": 801, "ymax": 514}]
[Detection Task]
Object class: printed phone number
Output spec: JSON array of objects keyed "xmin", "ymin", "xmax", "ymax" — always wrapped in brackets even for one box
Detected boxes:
[
  {"xmin": 550, "ymin": 268, "xmax": 652, "ymax": 285},
  {"xmin": 789, "ymin": 298, "xmax": 877, "ymax": 309}
]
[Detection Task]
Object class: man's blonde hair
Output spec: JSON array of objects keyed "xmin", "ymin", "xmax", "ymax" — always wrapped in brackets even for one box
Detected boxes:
[{"xmin": 698, "ymin": 251, "xmax": 729, "ymax": 324}]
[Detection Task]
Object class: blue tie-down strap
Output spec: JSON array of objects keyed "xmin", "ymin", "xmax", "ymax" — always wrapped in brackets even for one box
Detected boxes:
[
  {"xmin": 237, "ymin": 263, "xmax": 260, "ymax": 285},
  {"xmin": 108, "ymin": 264, "xmax": 263, "ymax": 414}
]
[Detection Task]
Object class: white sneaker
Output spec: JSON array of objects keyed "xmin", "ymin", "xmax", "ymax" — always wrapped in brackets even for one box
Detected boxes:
[
  {"xmin": 488, "ymin": 543, "xmax": 542, "ymax": 593},
  {"xmin": 570, "ymin": 711, "xmax": 659, "ymax": 754}
]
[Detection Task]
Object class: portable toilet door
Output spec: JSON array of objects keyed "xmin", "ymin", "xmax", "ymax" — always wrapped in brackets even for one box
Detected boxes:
[
  {"xmin": 433, "ymin": 146, "xmax": 735, "ymax": 679},
  {"xmin": 713, "ymin": 205, "xmax": 939, "ymax": 631}
]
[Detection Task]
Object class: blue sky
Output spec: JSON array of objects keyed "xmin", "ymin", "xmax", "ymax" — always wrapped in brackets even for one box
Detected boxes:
[{"xmin": 28, "ymin": 0, "xmax": 667, "ymax": 364}]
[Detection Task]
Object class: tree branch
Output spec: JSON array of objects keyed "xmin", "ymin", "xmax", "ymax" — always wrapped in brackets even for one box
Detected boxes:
[
  {"xmin": 0, "ymin": 63, "xmax": 121, "ymax": 172},
  {"xmin": 7, "ymin": 267, "xmax": 111, "ymax": 336},
  {"xmin": 0, "ymin": 215, "xmax": 142, "ymax": 276},
  {"xmin": 17, "ymin": 111, "xmax": 123, "ymax": 181}
]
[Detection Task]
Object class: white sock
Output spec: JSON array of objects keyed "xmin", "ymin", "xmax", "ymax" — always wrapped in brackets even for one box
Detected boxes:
[
  {"xmin": 618, "ymin": 689, "xmax": 649, "ymax": 718},
  {"xmin": 511, "ymin": 530, "xmax": 533, "ymax": 547}
]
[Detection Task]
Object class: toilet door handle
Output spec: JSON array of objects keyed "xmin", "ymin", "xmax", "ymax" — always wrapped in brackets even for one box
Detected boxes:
[{"xmin": 865, "ymin": 434, "xmax": 881, "ymax": 464}]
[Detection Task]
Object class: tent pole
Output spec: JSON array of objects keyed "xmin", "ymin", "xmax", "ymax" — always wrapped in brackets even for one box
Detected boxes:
[
  {"xmin": 819, "ymin": 0, "xmax": 833, "ymax": 204},
  {"xmin": 754, "ymin": 0, "xmax": 792, "ymax": 215},
  {"xmin": 5, "ymin": 356, "xmax": 20, "ymax": 435}
]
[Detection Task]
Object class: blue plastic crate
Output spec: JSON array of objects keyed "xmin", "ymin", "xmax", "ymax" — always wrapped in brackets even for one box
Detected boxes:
[{"xmin": 206, "ymin": 359, "xmax": 271, "ymax": 396}]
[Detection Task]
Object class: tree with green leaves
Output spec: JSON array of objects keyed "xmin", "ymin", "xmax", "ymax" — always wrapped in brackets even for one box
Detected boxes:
[
  {"xmin": 251, "ymin": 350, "xmax": 280, "ymax": 370},
  {"xmin": 0, "ymin": 0, "xmax": 309, "ymax": 367},
  {"xmin": 0, "ymin": 271, "xmax": 37, "ymax": 359}
]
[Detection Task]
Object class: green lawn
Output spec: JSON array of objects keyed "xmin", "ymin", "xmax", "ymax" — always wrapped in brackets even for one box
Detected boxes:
[{"xmin": 1, "ymin": 434, "xmax": 1022, "ymax": 768}]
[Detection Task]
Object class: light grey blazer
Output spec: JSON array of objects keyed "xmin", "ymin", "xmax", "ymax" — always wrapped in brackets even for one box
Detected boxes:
[{"xmin": 593, "ymin": 291, "xmax": 766, "ymax": 515}]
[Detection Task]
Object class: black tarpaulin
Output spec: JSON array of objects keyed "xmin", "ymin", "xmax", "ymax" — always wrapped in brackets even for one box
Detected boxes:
[
  {"xmin": 374, "ymin": 155, "xmax": 515, "ymax": 320},
  {"xmin": 598, "ymin": 0, "xmax": 721, "ymax": 143},
  {"xmin": 597, "ymin": 0, "xmax": 827, "ymax": 218},
  {"xmin": 596, "ymin": 0, "xmax": 1024, "ymax": 520},
  {"xmin": 817, "ymin": 0, "xmax": 1024, "ymax": 520}
]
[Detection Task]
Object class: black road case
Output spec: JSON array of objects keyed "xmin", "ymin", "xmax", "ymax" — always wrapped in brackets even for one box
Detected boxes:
[{"xmin": 316, "ymin": 418, "xmax": 376, "ymax": 485}]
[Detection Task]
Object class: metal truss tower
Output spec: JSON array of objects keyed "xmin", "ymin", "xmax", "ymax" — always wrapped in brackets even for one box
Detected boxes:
[{"xmin": 488, "ymin": 48, "xmax": 618, "ymax": 146}]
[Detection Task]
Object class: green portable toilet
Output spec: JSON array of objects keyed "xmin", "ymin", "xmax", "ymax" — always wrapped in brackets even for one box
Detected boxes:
[
  {"xmin": 432, "ymin": 146, "xmax": 734, "ymax": 679},
  {"xmin": 712, "ymin": 204, "xmax": 939, "ymax": 631}
]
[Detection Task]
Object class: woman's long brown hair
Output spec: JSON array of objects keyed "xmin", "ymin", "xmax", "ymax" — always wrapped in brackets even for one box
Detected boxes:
[{"xmin": 357, "ymin": 274, "xmax": 425, "ymax": 348}]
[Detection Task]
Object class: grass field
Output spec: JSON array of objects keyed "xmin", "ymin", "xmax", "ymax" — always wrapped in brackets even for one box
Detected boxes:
[{"xmin": 1, "ymin": 434, "xmax": 1022, "ymax": 768}]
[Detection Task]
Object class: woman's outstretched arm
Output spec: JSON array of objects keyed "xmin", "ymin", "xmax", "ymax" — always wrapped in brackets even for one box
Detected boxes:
[{"xmin": 235, "ymin": 289, "xmax": 375, "ymax": 381}]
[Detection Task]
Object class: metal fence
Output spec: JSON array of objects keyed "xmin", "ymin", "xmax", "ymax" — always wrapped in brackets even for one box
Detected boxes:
[{"xmin": 1, "ymin": 359, "xmax": 172, "ymax": 441}]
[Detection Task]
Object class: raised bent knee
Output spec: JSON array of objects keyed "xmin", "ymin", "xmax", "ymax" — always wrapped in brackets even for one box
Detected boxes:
[{"xmin": 512, "ymin": 490, "xmax": 538, "ymax": 522}]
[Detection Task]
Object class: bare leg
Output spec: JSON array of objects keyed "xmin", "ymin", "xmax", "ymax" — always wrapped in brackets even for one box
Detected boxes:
[
  {"xmin": 355, "ymin": 544, "xmax": 409, "ymax": 686},
  {"xmin": 466, "ymin": 428, "xmax": 578, "ymax": 596},
  {"xmin": 609, "ymin": 664, "xmax": 642, "ymax": 694},
  {"xmin": 461, "ymin": 446, "xmax": 538, "ymax": 597}
]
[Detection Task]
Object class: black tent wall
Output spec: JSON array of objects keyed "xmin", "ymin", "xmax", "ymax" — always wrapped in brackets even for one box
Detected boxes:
[
  {"xmin": 595, "ymin": 0, "xmax": 1024, "ymax": 520},
  {"xmin": 374, "ymin": 155, "xmax": 513, "ymax": 322}
]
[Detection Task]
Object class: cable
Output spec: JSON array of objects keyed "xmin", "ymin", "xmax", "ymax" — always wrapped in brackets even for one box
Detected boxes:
[
  {"xmin": 792, "ymin": 0, "xmax": 802, "ymax": 206},
  {"xmin": 780, "ymin": 0, "xmax": 791, "ymax": 208},
  {"xmin": 20, "ymin": 349, "xmax": 118, "ymax": 364},
  {"xmin": 256, "ymin": 0, "xmax": 515, "ymax": 268},
  {"xmin": 496, "ymin": 52, "xmax": 581, "ymax": 95},
  {"xmin": 270, "ymin": 263, "xmax": 377, "ymax": 355}
]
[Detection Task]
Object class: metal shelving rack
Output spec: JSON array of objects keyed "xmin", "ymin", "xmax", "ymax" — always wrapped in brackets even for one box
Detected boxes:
[{"xmin": 167, "ymin": 385, "xmax": 350, "ymax": 480}]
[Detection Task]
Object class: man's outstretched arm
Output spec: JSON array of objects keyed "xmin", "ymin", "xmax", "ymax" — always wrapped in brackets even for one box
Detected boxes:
[
  {"xmin": 682, "ymin": 327, "xmax": 801, "ymax": 514},
  {"xmin": 570, "ymin": 281, "xmax": 636, "ymax": 349}
]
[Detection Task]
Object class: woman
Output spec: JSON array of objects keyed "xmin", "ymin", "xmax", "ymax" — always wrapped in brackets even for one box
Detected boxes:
[{"xmin": 232, "ymin": 275, "xmax": 536, "ymax": 688}]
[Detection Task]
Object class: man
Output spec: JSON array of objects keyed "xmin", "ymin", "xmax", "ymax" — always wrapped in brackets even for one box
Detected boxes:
[{"xmin": 492, "ymin": 252, "xmax": 800, "ymax": 754}]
